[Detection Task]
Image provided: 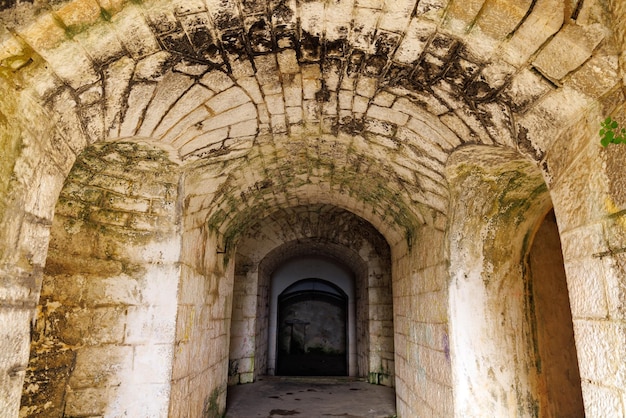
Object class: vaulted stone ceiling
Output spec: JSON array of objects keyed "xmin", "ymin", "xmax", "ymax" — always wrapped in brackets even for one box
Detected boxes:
[{"xmin": 0, "ymin": 0, "xmax": 623, "ymax": 247}]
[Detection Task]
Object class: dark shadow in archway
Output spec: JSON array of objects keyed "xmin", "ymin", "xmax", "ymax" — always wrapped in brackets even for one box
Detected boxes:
[
  {"xmin": 528, "ymin": 208, "xmax": 584, "ymax": 417},
  {"xmin": 277, "ymin": 279, "xmax": 348, "ymax": 376}
]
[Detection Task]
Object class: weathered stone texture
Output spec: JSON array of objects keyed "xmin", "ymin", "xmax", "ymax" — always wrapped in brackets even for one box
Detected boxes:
[
  {"xmin": 0, "ymin": 0, "xmax": 624, "ymax": 417},
  {"xmin": 19, "ymin": 141, "xmax": 181, "ymax": 418}
]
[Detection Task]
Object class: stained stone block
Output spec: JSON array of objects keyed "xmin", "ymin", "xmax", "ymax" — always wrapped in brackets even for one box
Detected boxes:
[
  {"xmin": 64, "ymin": 387, "xmax": 112, "ymax": 416},
  {"xmin": 533, "ymin": 23, "xmax": 605, "ymax": 81}
]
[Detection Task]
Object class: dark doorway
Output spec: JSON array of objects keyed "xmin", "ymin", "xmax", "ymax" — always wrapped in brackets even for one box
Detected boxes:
[
  {"xmin": 276, "ymin": 279, "xmax": 348, "ymax": 376},
  {"xmin": 528, "ymin": 209, "xmax": 584, "ymax": 417}
]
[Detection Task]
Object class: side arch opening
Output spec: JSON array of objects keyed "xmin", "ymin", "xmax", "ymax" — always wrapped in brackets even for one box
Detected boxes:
[
  {"xmin": 526, "ymin": 208, "xmax": 584, "ymax": 417},
  {"xmin": 19, "ymin": 140, "xmax": 182, "ymax": 418},
  {"xmin": 446, "ymin": 145, "xmax": 583, "ymax": 417}
]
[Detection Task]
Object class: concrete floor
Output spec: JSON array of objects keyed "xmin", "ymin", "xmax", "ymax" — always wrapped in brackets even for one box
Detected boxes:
[{"xmin": 225, "ymin": 376, "xmax": 397, "ymax": 418}]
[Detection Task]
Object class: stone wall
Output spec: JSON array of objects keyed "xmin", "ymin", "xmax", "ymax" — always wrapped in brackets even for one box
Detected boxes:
[
  {"xmin": 545, "ymin": 103, "xmax": 626, "ymax": 417},
  {"xmin": 0, "ymin": 0, "xmax": 624, "ymax": 417},
  {"xmin": 168, "ymin": 162, "xmax": 235, "ymax": 416},
  {"xmin": 19, "ymin": 141, "xmax": 181, "ymax": 417},
  {"xmin": 393, "ymin": 220, "xmax": 451, "ymax": 416},
  {"xmin": 446, "ymin": 146, "xmax": 552, "ymax": 417}
]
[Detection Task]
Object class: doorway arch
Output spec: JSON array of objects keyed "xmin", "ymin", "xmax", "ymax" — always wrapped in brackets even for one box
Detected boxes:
[
  {"xmin": 446, "ymin": 146, "xmax": 583, "ymax": 417},
  {"xmin": 526, "ymin": 208, "xmax": 584, "ymax": 417},
  {"xmin": 276, "ymin": 277, "xmax": 350, "ymax": 376},
  {"xmin": 271, "ymin": 257, "xmax": 354, "ymax": 376},
  {"xmin": 228, "ymin": 205, "xmax": 395, "ymax": 385}
]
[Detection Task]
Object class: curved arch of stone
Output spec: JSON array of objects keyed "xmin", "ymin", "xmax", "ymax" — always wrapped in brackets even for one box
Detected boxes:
[
  {"xmin": 20, "ymin": 140, "xmax": 183, "ymax": 417},
  {"xmin": 444, "ymin": 144, "xmax": 576, "ymax": 417},
  {"xmin": 231, "ymin": 204, "xmax": 393, "ymax": 383},
  {"xmin": 2, "ymin": 0, "xmax": 626, "ymax": 416}
]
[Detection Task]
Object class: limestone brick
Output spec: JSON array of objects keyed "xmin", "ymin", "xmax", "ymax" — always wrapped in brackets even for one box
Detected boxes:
[
  {"xmin": 533, "ymin": 23, "xmax": 606, "ymax": 82},
  {"xmin": 394, "ymin": 18, "xmax": 436, "ymax": 64},
  {"xmin": 574, "ymin": 320, "xmax": 626, "ymax": 388},
  {"xmin": 112, "ymin": 5, "xmax": 161, "ymax": 60},
  {"xmin": 581, "ymin": 381, "xmax": 625, "ymax": 418},
  {"xmin": 366, "ymin": 104, "xmax": 409, "ymax": 126},
  {"xmin": 471, "ymin": 0, "xmax": 533, "ymax": 48},
  {"xmin": 0, "ymin": 0, "xmax": 624, "ymax": 416},
  {"xmin": 119, "ymin": 83, "xmax": 157, "ymax": 137},
  {"xmin": 501, "ymin": 0, "xmax": 564, "ymax": 67},
  {"xmin": 564, "ymin": 257, "xmax": 610, "ymax": 319},
  {"xmin": 69, "ymin": 346, "xmax": 132, "ymax": 388},
  {"xmin": 151, "ymin": 84, "xmax": 215, "ymax": 138},
  {"xmin": 166, "ymin": 107, "xmax": 216, "ymax": 146},
  {"xmin": 64, "ymin": 387, "xmax": 113, "ymax": 416}
]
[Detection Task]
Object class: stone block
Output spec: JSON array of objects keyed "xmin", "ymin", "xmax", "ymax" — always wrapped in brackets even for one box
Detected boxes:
[
  {"xmin": 548, "ymin": 148, "xmax": 608, "ymax": 232},
  {"xmin": 365, "ymin": 109, "xmax": 397, "ymax": 134},
  {"xmin": 282, "ymin": 75, "xmax": 303, "ymax": 107},
  {"xmin": 352, "ymin": 95, "xmax": 369, "ymax": 114},
  {"xmin": 89, "ymin": 208, "xmax": 129, "ymax": 227},
  {"xmin": 124, "ymin": 305, "xmax": 177, "ymax": 345},
  {"xmin": 110, "ymin": 382, "xmax": 172, "ymax": 417},
  {"xmin": 580, "ymin": 381, "xmax": 624, "ymax": 418},
  {"xmin": 64, "ymin": 387, "xmax": 113, "ymax": 416},
  {"xmin": 366, "ymin": 104, "xmax": 409, "ymax": 126},
  {"xmin": 574, "ymin": 320, "xmax": 625, "ymax": 387},
  {"xmin": 87, "ymin": 273, "xmax": 140, "ymax": 305},
  {"xmin": 105, "ymin": 193, "xmax": 150, "ymax": 213},
  {"xmin": 152, "ymin": 84, "xmax": 215, "ymax": 138},
  {"xmin": 237, "ymin": 76, "xmax": 264, "ymax": 104},
  {"xmin": 69, "ymin": 346, "xmax": 132, "ymax": 388},
  {"xmin": 57, "ymin": 306, "xmax": 126, "ymax": 346},
  {"xmin": 239, "ymin": 371, "xmax": 254, "ymax": 384},
  {"xmin": 132, "ymin": 344, "xmax": 174, "ymax": 384},
  {"xmin": 351, "ymin": 7, "xmax": 379, "ymax": 51},
  {"xmin": 533, "ymin": 23, "xmax": 605, "ymax": 81},
  {"xmin": 119, "ymin": 83, "xmax": 158, "ymax": 138},
  {"xmin": 179, "ymin": 127, "xmax": 229, "ymax": 157},
  {"xmin": 564, "ymin": 257, "xmax": 609, "ymax": 319},
  {"xmin": 113, "ymin": 5, "xmax": 161, "ymax": 60},
  {"xmin": 302, "ymin": 77, "xmax": 321, "ymax": 101},
  {"xmin": 206, "ymin": 87, "xmax": 252, "ymax": 114},
  {"xmin": 419, "ymin": 347, "xmax": 452, "ymax": 387},
  {"xmin": 127, "ymin": 213, "xmax": 166, "ymax": 231},
  {"xmin": 265, "ymin": 94, "xmax": 286, "ymax": 116},
  {"xmin": 270, "ymin": 113, "xmax": 288, "ymax": 133},
  {"xmin": 204, "ymin": 103, "xmax": 258, "ymax": 133},
  {"xmin": 277, "ymin": 49, "xmax": 299, "ymax": 74},
  {"xmin": 379, "ymin": 2, "xmax": 412, "ymax": 32},
  {"xmin": 603, "ymin": 253, "xmax": 626, "ymax": 320},
  {"xmin": 56, "ymin": 0, "xmax": 102, "ymax": 27},
  {"xmin": 78, "ymin": 25, "xmax": 126, "ymax": 68},
  {"xmin": 355, "ymin": 76, "xmax": 378, "ymax": 98}
]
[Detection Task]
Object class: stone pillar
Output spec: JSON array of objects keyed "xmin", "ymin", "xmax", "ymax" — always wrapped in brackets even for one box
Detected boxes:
[
  {"xmin": 547, "ymin": 109, "xmax": 626, "ymax": 417},
  {"xmin": 446, "ymin": 146, "xmax": 551, "ymax": 417}
]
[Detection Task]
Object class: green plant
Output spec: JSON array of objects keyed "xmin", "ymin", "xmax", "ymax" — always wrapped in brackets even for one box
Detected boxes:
[{"xmin": 600, "ymin": 116, "xmax": 626, "ymax": 146}]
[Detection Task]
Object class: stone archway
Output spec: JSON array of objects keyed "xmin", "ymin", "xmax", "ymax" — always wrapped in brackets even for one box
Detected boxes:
[
  {"xmin": 1, "ymin": 0, "xmax": 624, "ymax": 416},
  {"xmin": 228, "ymin": 204, "xmax": 395, "ymax": 385},
  {"xmin": 446, "ymin": 145, "xmax": 583, "ymax": 417},
  {"xmin": 527, "ymin": 208, "xmax": 584, "ymax": 417},
  {"xmin": 276, "ymin": 276, "xmax": 350, "ymax": 376},
  {"xmin": 19, "ymin": 140, "xmax": 182, "ymax": 417}
]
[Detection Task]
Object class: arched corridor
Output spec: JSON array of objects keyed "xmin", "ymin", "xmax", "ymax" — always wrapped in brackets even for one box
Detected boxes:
[{"xmin": 0, "ymin": 0, "xmax": 625, "ymax": 417}]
